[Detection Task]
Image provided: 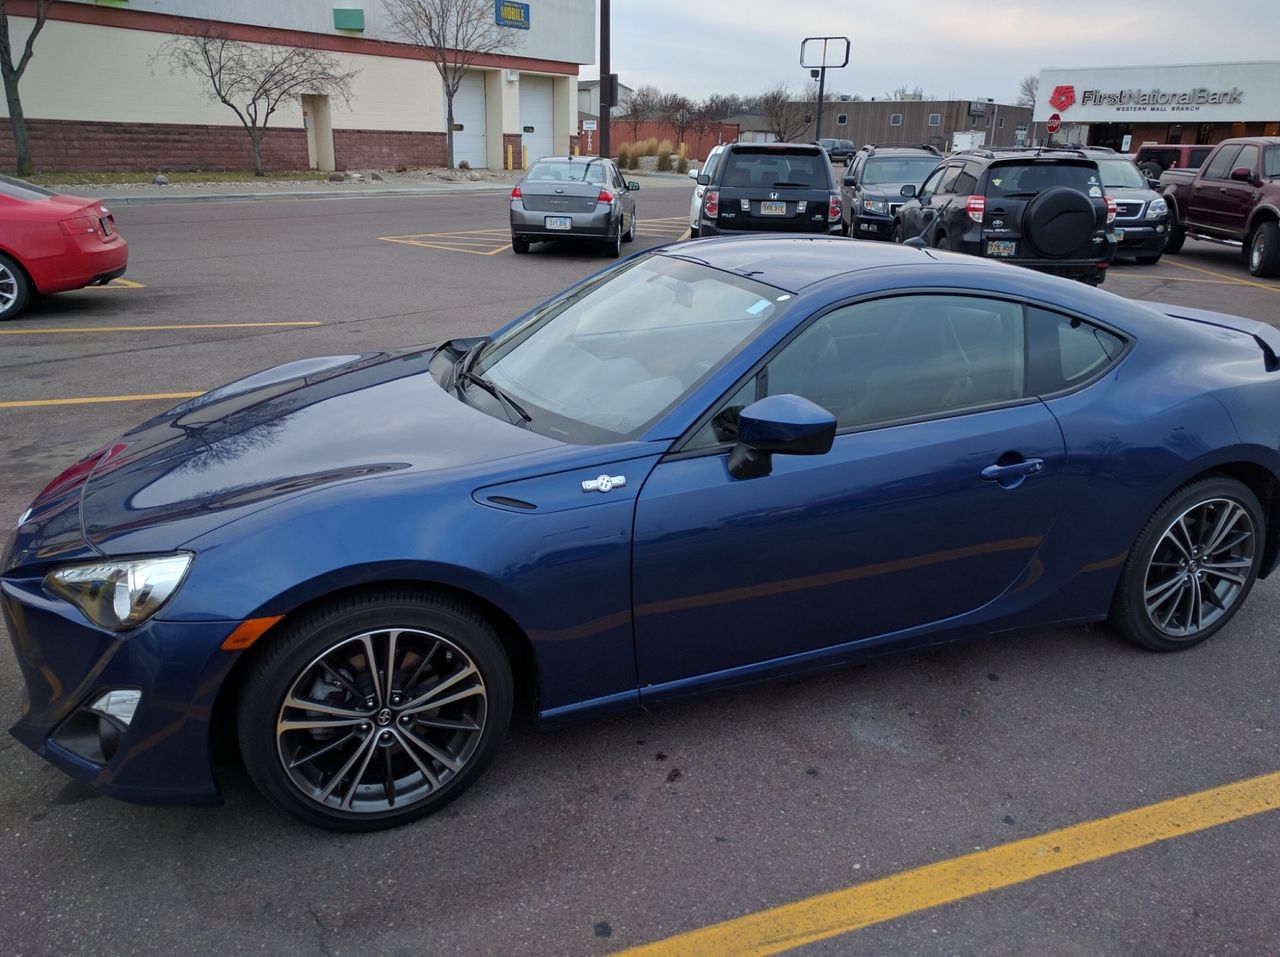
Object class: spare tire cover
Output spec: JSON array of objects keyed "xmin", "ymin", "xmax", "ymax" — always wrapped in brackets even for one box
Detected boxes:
[{"xmin": 1022, "ymin": 186, "xmax": 1097, "ymax": 259}]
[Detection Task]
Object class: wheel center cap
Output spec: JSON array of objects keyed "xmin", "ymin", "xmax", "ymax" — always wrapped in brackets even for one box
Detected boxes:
[{"xmin": 376, "ymin": 708, "xmax": 393, "ymax": 726}]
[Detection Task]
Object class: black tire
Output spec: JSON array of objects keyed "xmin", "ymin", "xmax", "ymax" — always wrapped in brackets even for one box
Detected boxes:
[
  {"xmin": 0, "ymin": 251, "xmax": 32, "ymax": 321},
  {"xmin": 935, "ymin": 234, "xmax": 950, "ymax": 251},
  {"xmin": 1246, "ymin": 221, "xmax": 1280, "ymax": 278},
  {"xmin": 604, "ymin": 224, "xmax": 622, "ymax": 258},
  {"xmin": 891, "ymin": 223, "xmax": 902, "ymax": 244},
  {"xmin": 511, "ymin": 235, "xmax": 530, "ymax": 255},
  {"xmin": 1109, "ymin": 477, "xmax": 1265, "ymax": 652},
  {"xmin": 689, "ymin": 223, "xmax": 699, "ymax": 238},
  {"xmin": 1022, "ymin": 186, "xmax": 1097, "ymax": 259},
  {"xmin": 1138, "ymin": 161, "xmax": 1163, "ymax": 181},
  {"xmin": 1164, "ymin": 215, "xmax": 1186, "ymax": 255},
  {"xmin": 237, "ymin": 587, "xmax": 514, "ymax": 831},
  {"xmin": 1135, "ymin": 254, "xmax": 1162, "ymax": 265},
  {"xmin": 623, "ymin": 210, "xmax": 637, "ymax": 242}
]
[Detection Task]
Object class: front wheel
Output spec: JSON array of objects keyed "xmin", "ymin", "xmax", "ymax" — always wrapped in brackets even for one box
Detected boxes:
[
  {"xmin": 1246, "ymin": 221, "xmax": 1280, "ymax": 278},
  {"xmin": 1110, "ymin": 477, "xmax": 1265, "ymax": 652},
  {"xmin": 0, "ymin": 252, "xmax": 32, "ymax": 321},
  {"xmin": 237, "ymin": 588, "xmax": 514, "ymax": 831},
  {"xmin": 1164, "ymin": 218, "xmax": 1186, "ymax": 255},
  {"xmin": 891, "ymin": 223, "xmax": 903, "ymax": 244}
]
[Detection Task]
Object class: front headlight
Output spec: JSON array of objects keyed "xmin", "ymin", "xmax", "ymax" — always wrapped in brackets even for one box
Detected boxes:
[
  {"xmin": 45, "ymin": 554, "xmax": 192, "ymax": 631},
  {"xmin": 1146, "ymin": 197, "xmax": 1168, "ymax": 219},
  {"xmin": 862, "ymin": 199, "xmax": 888, "ymax": 214}
]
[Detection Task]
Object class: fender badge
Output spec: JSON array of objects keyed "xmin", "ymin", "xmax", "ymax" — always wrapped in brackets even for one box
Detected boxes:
[{"xmin": 582, "ymin": 474, "xmax": 626, "ymax": 493}]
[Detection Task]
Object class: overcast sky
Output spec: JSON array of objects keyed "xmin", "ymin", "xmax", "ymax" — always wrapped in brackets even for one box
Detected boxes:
[{"xmin": 583, "ymin": 0, "xmax": 1280, "ymax": 104}]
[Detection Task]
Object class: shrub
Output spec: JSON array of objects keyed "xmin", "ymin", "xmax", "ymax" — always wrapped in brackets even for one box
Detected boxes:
[
  {"xmin": 458, "ymin": 159, "xmax": 472, "ymax": 171},
  {"xmin": 656, "ymin": 151, "xmax": 673, "ymax": 172},
  {"xmin": 636, "ymin": 137, "xmax": 659, "ymax": 157},
  {"xmin": 676, "ymin": 156, "xmax": 689, "ymax": 174},
  {"xmin": 616, "ymin": 144, "xmax": 632, "ymax": 169},
  {"xmin": 657, "ymin": 139, "xmax": 674, "ymax": 158}
]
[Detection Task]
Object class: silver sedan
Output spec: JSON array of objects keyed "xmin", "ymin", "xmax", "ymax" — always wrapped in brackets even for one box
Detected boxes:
[{"xmin": 510, "ymin": 156, "xmax": 639, "ymax": 257}]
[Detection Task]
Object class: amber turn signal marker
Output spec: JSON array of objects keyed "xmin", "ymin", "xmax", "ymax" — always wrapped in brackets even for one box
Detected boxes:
[{"xmin": 221, "ymin": 616, "xmax": 284, "ymax": 651}]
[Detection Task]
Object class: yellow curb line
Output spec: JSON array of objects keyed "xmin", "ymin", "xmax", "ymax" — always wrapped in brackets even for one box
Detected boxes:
[
  {"xmin": 0, "ymin": 322, "xmax": 322, "ymax": 335},
  {"xmin": 0, "ymin": 392, "xmax": 202, "ymax": 409}
]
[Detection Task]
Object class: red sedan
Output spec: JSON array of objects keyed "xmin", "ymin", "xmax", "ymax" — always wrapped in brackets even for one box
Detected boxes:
[{"xmin": 0, "ymin": 175, "xmax": 128, "ymax": 321}]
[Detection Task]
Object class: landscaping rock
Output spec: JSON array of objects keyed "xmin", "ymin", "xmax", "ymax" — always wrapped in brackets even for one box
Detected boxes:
[
  {"xmin": 152, "ymin": 174, "xmax": 169, "ymax": 186},
  {"xmin": 370, "ymin": 172, "xmax": 384, "ymax": 182},
  {"xmin": 328, "ymin": 172, "xmax": 344, "ymax": 182}
]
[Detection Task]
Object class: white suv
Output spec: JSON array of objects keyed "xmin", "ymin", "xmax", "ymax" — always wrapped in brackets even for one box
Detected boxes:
[{"xmin": 687, "ymin": 144, "xmax": 726, "ymax": 237}]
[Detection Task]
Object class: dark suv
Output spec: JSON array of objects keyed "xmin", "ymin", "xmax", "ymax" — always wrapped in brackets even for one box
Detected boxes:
[
  {"xmin": 841, "ymin": 144, "xmax": 942, "ymax": 240},
  {"xmin": 816, "ymin": 138, "xmax": 856, "ymax": 163},
  {"xmin": 893, "ymin": 147, "xmax": 1118, "ymax": 285},
  {"xmin": 694, "ymin": 143, "xmax": 843, "ymax": 238},
  {"xmin": 1083, "ymin": 147, "xmax": 1168, "ymax": 264}
]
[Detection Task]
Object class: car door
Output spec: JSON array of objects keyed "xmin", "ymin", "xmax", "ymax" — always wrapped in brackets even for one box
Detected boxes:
[
  {"xmin": 1211, "ymin": 143, "xmax": 1259, "ymax": 236},
  {"xmin": 1187, "ymin": 144, "xmax": 1241, "ymax": 230},
  {"xmin": 898, "ymin": 165, "xmax": 946, "ymax": 239},
  {"xmin": 631, "ymin": 293, "xmax": 1066, "ymax": 694},
  {"xmin": 609, "ymin": 162, "xmax": 633, "ymax": 227}
]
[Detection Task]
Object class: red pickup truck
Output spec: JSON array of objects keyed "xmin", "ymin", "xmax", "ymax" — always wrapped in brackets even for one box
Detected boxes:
[{"xmin": 1159, "ymin": 136, "xmax": 1280, "ymax": 277}]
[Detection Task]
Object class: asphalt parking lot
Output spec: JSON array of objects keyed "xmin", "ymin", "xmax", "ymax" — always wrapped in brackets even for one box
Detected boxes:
[{"xmin": 2, "ymin": 181, "xmax": 1280, "ymax": 957}]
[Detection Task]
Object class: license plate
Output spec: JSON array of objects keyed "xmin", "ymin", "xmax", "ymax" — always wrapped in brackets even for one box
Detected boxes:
[
  {"xmin": 760, "ymin": 201, "xmax": 786, "ymax": 216},
  {"xmin": 545, "ymin": 216, "xmax": 572, "ymax": 230},
  {"xmin": 1115, "ymin": 228, "xmax": 1125, "ymax": 241},
  {"xmin": 986, "ymin": 240, "xmax": 1016, "ymax": 257},
  {"xmin": 100, "ymin": 218, "xmax": 114, "ymax": 237}
]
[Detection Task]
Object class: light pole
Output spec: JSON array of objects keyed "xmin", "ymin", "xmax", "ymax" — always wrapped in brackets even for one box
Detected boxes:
[{"xmin": 800, "ymin": 37, "xmax": 849, "ymax": 144}]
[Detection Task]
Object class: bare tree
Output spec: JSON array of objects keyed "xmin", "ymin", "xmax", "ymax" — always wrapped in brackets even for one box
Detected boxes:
[
  {"xmin": 382, "ymin": 0, "xmax": 522, "ymax": 168},
  {"xmin": 1, "ymin": 0, "xmax": 52, "ymax": 175},
  {"xmin": 624, "ymin": 84, "xmax": 660, "ymax": 142},
  {"xmin": 884, "ymin": 85, "xmax": 927, "ymax": 101},
  {"xmin": 758, "ymin": 82, "xmax": 805, "ymax": 143},
  {"xmin": 1017, "ymin": 74, "xmax": 1039, "ymax": 108},
  {"xmin": 658, "ymin": 92, "xmax": 694, "ymax": 150},
  {"xmin": 157, "ymin": 24, "xmax": 357, "ymax": 176}
]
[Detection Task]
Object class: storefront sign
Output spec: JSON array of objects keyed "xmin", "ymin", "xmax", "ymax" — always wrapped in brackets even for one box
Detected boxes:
[
  {"xmin": 1036, "ymin": 63, "xmax": 1280, "ymax": 123},
  {"xmin": 496, "ymin": 1, "xmax": 530, "ymax": 29}
]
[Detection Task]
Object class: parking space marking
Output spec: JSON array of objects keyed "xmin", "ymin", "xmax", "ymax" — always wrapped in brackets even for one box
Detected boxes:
[
  {"xmin": 1160, "ymin": 258, "xmax": 1280, "ymax": 294},
  {"xmin": 1105, "ymin": 273, "xmax": 1239, "ymax": 286},
  {"xmin": 103, "ymin": 278, "xmax": 146, "ymax": 289},
  {"xmin": 381, "ymin": 218, "xmax": 693, "ymax": 256},
  {"xmin": 0, "ymin": 392, "xmax": 202, "ymax": 409},
  {"xmin": 0, "ymin": 321, "xmax": 321, "ymax": 335},
  {"xmin": 616, "ymin": 770, "xmax": 1280, "ymax": 957}
]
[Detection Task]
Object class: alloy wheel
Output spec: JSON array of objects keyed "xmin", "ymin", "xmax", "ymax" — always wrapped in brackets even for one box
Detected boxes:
[
  {"xmin": 0, "ymin": 261, "xmax": 18, "ymax": 314},
  {"xmin": 1142, "ymin": 498, "xmax": 1256, "ymax": 639},
  {"xmin": 1252, "ymin": 232, "xmax": 1265, "ymax": 272},
  {"xmin": 275, "ymin": 627, "xmax": 488, "ymax": 814}
]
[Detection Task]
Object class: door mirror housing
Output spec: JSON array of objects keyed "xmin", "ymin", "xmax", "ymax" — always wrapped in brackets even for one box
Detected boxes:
[
  {"xmin": 727, "ymin": 394, "xmax": 836, "ymax": 480},
  {"xmin": 688, "ymin": 168, "xmax": 700, "ymax": 179},
  {"xmin": 1229, "ymin": 166, "xmax": 1255, "ymax": 183},
  {"xmin": 697, "ymin": 174, "xmax": 710, "ymax": 186},
  {"xmin": 900, "ymin": 184, "xmax": 917, "ymax": 198},
  {"xmin": 842, "ymin": 174, "xmax": 855, "ymax": 187},
  {"xmin": 1146, "ymin": 178, "xmax": 1162, "ymax": 190},
  {"xmin": 627, "ymin": 181, "xmax": 641, "ymax": 191}
]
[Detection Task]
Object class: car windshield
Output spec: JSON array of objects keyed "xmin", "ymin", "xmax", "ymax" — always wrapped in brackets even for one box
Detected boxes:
[
  {"xmin": 526, "ymin": 159, "xmax": 608, "ymax": 184},
  {"xmin": 720, "ymin": 150, "xmax": 829, "ymax": 188},
  {"xmin": 863, "ymin": 157, "xmax": 939, "ymax": 186},
  {"xmin": 0, "ymin": 175, "xmax": 56, "ymax": 200},
  {"xmin": 1094, "ymin": 158, "xmax": 1147, "ymax": 189},
  {"xmin": 475, "ymin": 254, "xmax": 784, "ymax": 443},
  {"xmin": 985, "ymin": 162, "xmax": 1102, "ymax": 197}
]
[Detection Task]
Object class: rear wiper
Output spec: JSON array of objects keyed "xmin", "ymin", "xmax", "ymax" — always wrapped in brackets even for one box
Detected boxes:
[
  {"xmin": 771, "ymin": 182, "xmax": 810, "ymax": 188},
  {"xmin": 458, "ymin": 370, "xmax": 533, "ymax": 426}
]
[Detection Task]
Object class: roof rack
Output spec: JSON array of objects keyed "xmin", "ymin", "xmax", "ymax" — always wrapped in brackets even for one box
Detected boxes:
[
  {"xmin": 859, "ymin": 143, "xmax": 942, "ymax": 157},
  {"xmin": 953, "ymin": 146, "xmax": 1089, "ymax": 160}
]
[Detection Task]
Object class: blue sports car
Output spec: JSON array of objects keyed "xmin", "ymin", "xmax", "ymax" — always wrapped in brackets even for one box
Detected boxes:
[{"xmin": 5, "ymin": 237, "xmax": 1279, "ymax": 831}]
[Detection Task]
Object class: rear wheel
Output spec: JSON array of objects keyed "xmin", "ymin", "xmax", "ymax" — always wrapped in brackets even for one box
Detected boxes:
[
  {"xmin": 689, "ymin": 223, "xmax": 699, "ymax": 238},
  {"xmin": 1246, "ymin": 221, "xmax": 1280, "ymax": 278},
  {"xmin": 624, "ymin": 210, "xmax": 637, "ymax": 243},
  {"xmin": 1110, "ymin": 477, "xmax": 1265, "ymax": 652},
  {"xmin": 1138, "ymin": 161, "xmax": 1163, "ymax": 181},
  {"xmin": 935, "ymin": 234, "xmax": 950, "ymax": 251},
  {"xmin": 605, "ymin": 225, "xmax": 622, "ymax": 258},
  {"xmin": 511, "ymin": 235, "xmax": 530, "ymax": 255},
  {"xmin": 0, "ymin": 252, "xmax": 31, "ymax": 321},
  {"xmin": 237, "ymin": 588, "xmax": 514, "ymax": 831}
]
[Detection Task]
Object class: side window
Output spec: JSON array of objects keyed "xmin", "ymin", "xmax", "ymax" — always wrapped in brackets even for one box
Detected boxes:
[
  {"xmin": 1234, "ymin": 144, "xmax": 1259, "ymax": 176},
  {"xmin": 1202, "ymin": 146, "xmax": 1242, "ymax": 181},
  {"xmin": 937, "ymin": 166, "xmax": 963, "ymax": 194},
  {"xmin": 952, "ymin": 169, "xmax": 978, "ymax": 195},
  {"xmin": 612, "ymin": 164, "xmax": 626, "ymax": 189},
  {"xmin": 686, "ymin": 376, "xmax": 759, "ymax": 449},
  {"xmin": 1026, "ymin": 306, "xmax": 1126, "ymax": 395},
  {"xmin": 918, "ymin": 166, "xmax": 946, "ymax": 199}
]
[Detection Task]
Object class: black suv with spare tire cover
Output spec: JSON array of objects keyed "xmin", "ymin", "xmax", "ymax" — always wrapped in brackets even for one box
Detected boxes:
[
  {"xmin": 892, "ymin": 147, "xmax": 1118, "ymax": 285},
  {"xmin": 694, "ymin": 142, "xmax": 844, "ymax": 238}
]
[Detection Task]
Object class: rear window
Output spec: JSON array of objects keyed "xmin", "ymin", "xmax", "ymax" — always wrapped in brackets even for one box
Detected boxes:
[
  {"xmin": 0, "ymin": 175, "xmax": 55, "ymax": 200},
  {"xmin": 526, "ymin": 160, "xmax": 608, "ymax": 184},
  {"xmin": 985, "ymin": 162, "xmax": 1102, "ymax": 198},
  {"xmin": 721, "ymin": 149, "xmax": 831, "ymax": 189}
]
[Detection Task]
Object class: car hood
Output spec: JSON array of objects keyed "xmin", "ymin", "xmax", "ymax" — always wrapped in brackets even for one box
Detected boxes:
[{"xmin": 5, "ymin": 351, "xmax": 564, "ymax": 568}]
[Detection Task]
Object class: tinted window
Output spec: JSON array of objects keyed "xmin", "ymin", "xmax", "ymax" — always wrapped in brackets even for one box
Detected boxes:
[
  {"xmin": 527, "ymin": 159, "xmax": 608, "ymax": 183},
  {"xmin": 1265, "ymin": 147, "xmax": 1280, "ymax": 178},
  {"xmin": 1234, "ymin": 144, "xmax": 1259, "ymax": 175},
  {"xmin": 985, "ymin": 162, "xmax": 1101, "ymax": 197},
  {"xmin": 1202, "ymin": 146, "xmax": 1242, "ymax": 181},
  {"xmin": 919, "ymin": 166, "xmax": 946, "ymax": 197},
  {"xmin": 937, "ymin": 166, "xmax": 963, "ymax": 193},
  {"xmin": 862, "ymin": 157, "xmax": 940, "ymax": 186},
  {"xmin": 1026, "ymin": 307, "xmax": 1125, "ymax": 394},
  {"xmin": 1187, "ymin": 147, "xmax": 1213, "ymax": 168},
  {"xmin": 0, "ymin": 175, "xmax": 55, "ymax": 200},
  {"xmin": 702, "ymin": 149, "xmax": 723, "ymax": 180},
  {"xmin": 721, "ymin": 150, "xmax": 829, "ymax": 188},
  {"xmin": 763, "ymin": 295, "xmax": 1025, "ymax": 429},
  {"xmin": 952, "ymin": 169, "xmax": 978, "ymax": 194}
]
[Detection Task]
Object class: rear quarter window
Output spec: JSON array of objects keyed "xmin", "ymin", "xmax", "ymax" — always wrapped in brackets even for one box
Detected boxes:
[{"xmin": 1027, "ymin": 306, "xmax": 1126, "ymax": 395}]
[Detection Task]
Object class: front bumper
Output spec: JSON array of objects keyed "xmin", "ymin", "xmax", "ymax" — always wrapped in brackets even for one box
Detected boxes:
[
  {"xmin": 1113, "ymin": 219, "xmax": 1168, "ymax": 257},
  {"xmin": 510, "ymin": 202, "xmax": 616, "ymax": 240},
  {"xmin": 850, "ymin": 214, "xmax": 893, "ymax": 239},
  {"xmin": 3, "ymin": 575, "xmax": 238, "ymax": 807}
]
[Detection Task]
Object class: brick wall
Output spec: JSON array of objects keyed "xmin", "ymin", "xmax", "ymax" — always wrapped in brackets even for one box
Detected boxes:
[
  {"xmin": 501, "ymin": 133, "xmax": 523, "ymax": 170},
  {"xmin": 0, "ymin": 119, "xmax": 308, "ymax": 172},
  {"xmin": 333, "ymin": 129, "xmax": 447, "ymax": 170}
]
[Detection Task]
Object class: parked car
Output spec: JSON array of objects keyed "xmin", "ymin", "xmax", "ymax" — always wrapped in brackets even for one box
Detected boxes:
[
  {"xmin": 687, "ymin": 143, "xmax": 726, "ymax": 237},
  {"xmin": 1133, "ymin": 143, "xmax": 1214, "ymax": 181},
  {"xmin": 509, "ymin": 155, "xmax": 639, "ymax": 257},
  {"xmin": 694, "ymin": 142, "xmax": 843, "ymax": 238},
  {"xmin": 894, "ymin": 147, "xmax": 1117, "ymax": 285},
  {"xmin": 0, "ymin": 175, "xmax": 128, "ymax": 321},
  {"xmin": 815, "ymin": 138, "xmax": 856, "ymax": 163},
  {"xmin": 1159, "ymin": 136, "xmax": 1280, "ymax": 277},
  {"xmin": 7, "ymin": 236, "xmax": 1280, "ymax": 831},
  {"xmin": 841, "ymin": 143, "xmax": 942, "ymax": 240},
  {"xmin": 1083, "ymin": 147, "xmax": 1169, "ymax": 265}
]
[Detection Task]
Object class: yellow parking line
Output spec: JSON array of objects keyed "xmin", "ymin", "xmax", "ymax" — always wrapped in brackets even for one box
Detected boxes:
[
  {"xmin": 1105, "ymin": 273, "xmax": 1238, "ymax": 286},
  {"xmin": 0, "ymin": 321, "xmax": 322, "ymax": 335},
  {"xmin": 0, "ymin": 392, "xmax": 202, "ymax": 409},
  {"xmin": 103, "ymin": 278, "xmax": 146, "ymax": 289},
  {"xmin": 616, "ymin": 770, "xmax": 1280, "ymax": 957},
  {"xmin": 1161, "ymin": 258, "xmax": 1280, "ymax": 293}
]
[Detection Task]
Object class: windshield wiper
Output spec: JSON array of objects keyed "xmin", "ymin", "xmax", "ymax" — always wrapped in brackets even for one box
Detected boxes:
[
  {"xmin": 770, "ymin": 182, "xmax": 811, "ymax": 188},
  {"xmin": 458, "ymin": 369, "xmax": 533, "ymax": 426}
]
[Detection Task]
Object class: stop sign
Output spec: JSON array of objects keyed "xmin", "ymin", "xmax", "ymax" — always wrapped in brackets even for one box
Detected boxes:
[{"xmin": 1047, "ymin": 113, "xmax": 1062, "ymax": 134}]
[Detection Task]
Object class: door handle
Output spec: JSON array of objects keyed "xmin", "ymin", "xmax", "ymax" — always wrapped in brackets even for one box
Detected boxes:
[{"xmin": 981, "ymin": 458, "xmax": 1045, "ymax": 485}]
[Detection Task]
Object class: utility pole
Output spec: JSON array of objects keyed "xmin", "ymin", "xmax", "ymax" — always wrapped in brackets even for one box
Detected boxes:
[{"xmin": 599, "ymin": 0, "xmax": 610, "ymax": 158}]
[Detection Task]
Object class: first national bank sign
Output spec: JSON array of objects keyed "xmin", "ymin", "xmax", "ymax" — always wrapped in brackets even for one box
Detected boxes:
[
  {"xmin": 1036, "ymin": 63, "xmax": 1280, "ymax": 123},
  {"xmin": 1081, "ymin": 86, "xmax": 1244, "ymax": 112}
]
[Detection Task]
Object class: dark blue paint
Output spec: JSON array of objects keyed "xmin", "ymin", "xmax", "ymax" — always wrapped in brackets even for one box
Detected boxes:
[{"xmin": 4, "ymin": 236, "xmax": 1280, "ymax": 808}]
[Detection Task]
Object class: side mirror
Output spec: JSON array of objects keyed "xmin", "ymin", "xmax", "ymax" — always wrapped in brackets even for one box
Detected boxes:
[
  {"xmin": 1146, "ymin": 178, "xmax": 1162, "ymax": 190},
  {"xmin": 696, "ymin": 174, "xmax": 710, "ymax": 186},
  {"xmin": 842, "ymin": 174, "xmax": 855, "ymax": 187},
  {"xmin": 900, "ymin": 184, "xmax": 917, "ymax": 198},
  {"xmin": 688, "ymin": 168, "xmax": 700, "ymax": 179},
  {"xmin": 627, "ymin": 181, "xmax": 641, "ymax": 191},
  {"xmin": 727, "ymin": 394, "xmax": 836, "ymax": 480},
  {"xmin": 1230, "ymin": 166, "xmax": 1255, "ymax": 183}
]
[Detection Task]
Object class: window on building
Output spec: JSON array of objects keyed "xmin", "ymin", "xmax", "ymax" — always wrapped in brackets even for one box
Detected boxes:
[
  {"xmin": 836, "ymin": 113, "xmax": 848, "ymax": 125},
  {"xmin": 889, "ymin": 113, "xmax": 903, "ymax": 127},
  {"xmin": 928, "ymin": 113, "xmax": 941, "ymax": 127},
  {"xmin": 998, "ymin": 116, "xmax": 1005, "ymax": 128}
]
